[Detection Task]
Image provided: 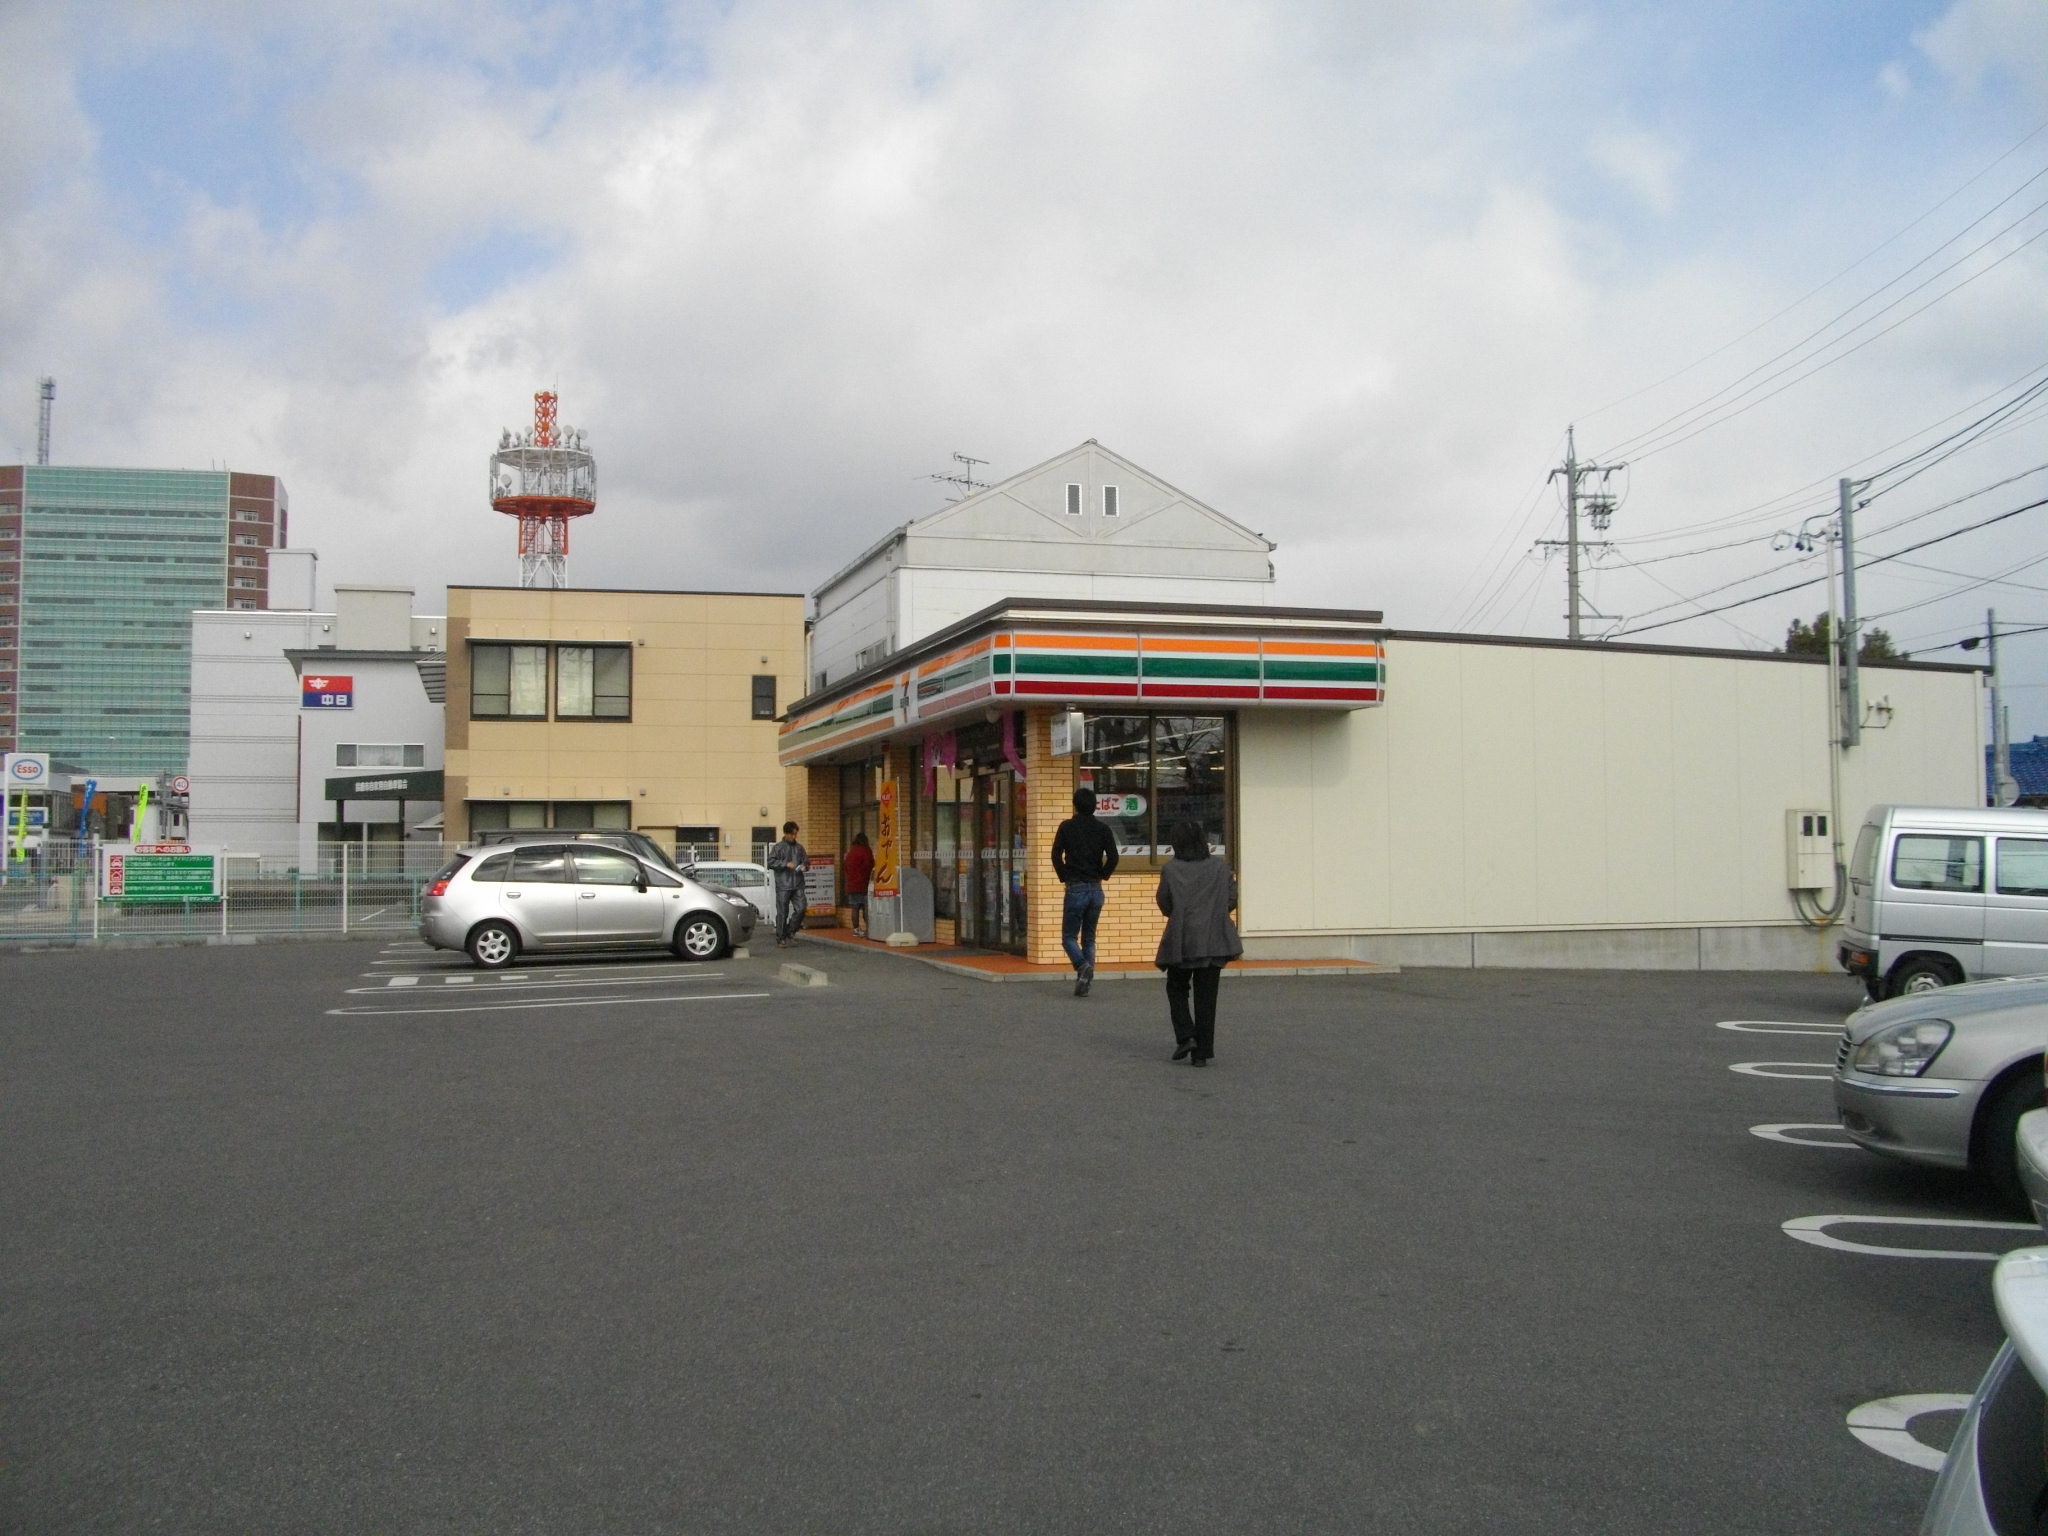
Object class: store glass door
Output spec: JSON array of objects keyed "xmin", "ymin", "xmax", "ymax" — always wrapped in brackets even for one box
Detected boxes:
[{"xmin": 955, "ymin": 769, "xmax": 1026, "ymax": 953}]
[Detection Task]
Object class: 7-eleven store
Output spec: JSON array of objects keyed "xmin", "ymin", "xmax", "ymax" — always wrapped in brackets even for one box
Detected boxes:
[{"xmin": 778, "ymin": 597, "xmax": 1384, "ymax": 966}]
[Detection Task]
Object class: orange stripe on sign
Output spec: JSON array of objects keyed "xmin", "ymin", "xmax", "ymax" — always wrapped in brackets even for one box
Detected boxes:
[
  {"xmin": 1262, "ymin": 640, "xmax": 1381, "ymax": 657},
  {"xmin": 917, "ymin": 637, "xmax": 992, "ymax": 677},
  {"xmin": 1013, "ymin": 632, "xmax": 1139, "ymax": 651},
  {"xmin": 1140, "ymin": 637, "xmax": 1261, "ymax": 656}
]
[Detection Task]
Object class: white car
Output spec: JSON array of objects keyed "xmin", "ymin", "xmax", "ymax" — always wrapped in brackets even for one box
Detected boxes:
[
  {"xmin": 1922, "ymin": 1246, "xmax": 2048, "ymax": 1532},
  {"xmin": 686, "ymin": 861, "xmax": 776, "ymax": 921}
]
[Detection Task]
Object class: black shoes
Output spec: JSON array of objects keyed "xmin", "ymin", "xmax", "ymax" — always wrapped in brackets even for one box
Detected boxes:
[
  {"xmin": 1190, "ymin": 1055, "xmax": 1210, "ymax": 1067},
  {"xmin": 1074, "ymin": 963, "xmax": 1093, "ymax": 997},
  {"xmin": 1172, "ymin": 1041, "xmax": 1194, "ymax": 1060}
]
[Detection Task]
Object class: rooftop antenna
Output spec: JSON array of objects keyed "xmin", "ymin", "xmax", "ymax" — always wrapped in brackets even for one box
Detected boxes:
[
  {"xmin": 929, "ymin": 452, "xmax": 990, "ymax": 502},
  {"xmin": 489, "ymin": 390, "xmax": 596, "ymax": 588},
  {"xmin": 36, "ymin": 378, "xmax": 54, "ymax": 465}
]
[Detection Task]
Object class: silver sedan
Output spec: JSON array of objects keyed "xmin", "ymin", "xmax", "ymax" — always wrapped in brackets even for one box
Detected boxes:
[{"xmin": 1833, "ymin": 974, "xmax": 2048, "ymax": 1204}]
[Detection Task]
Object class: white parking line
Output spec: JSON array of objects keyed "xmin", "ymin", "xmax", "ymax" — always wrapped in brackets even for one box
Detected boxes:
[
  {"xmin": 1782, "ymin": 1214, "xmax": 2038, "ymax": 1261},
  {"xmin": 326, "ymin": 991, "xmax": 772, "ymax": 1017},
  {"xmin": 1716, "ymin": 1020, "xmax": 1843, "ymax": 1036},
  {"xmin": 1846, "ymin": 1394, "xmax": 1970, "ymax": 1471},
  {"xmin": 352, "ymin": 973, "xmax": 729, "ymax": 995},
  {"xmin": 1729, "ymin": 1061, "xmax": 1834, "ymax": 1080},
  {"xmin": 1750, "ymin": 1122, "xmax": 1859, "ymax": 1149}
]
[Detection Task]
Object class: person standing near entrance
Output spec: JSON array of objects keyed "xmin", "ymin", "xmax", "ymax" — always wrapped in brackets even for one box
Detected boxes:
[
  {"xmin": 766, "ymin": 821, "xmax": 810, "ymax": 947},
  {"xmin": 1155, "ymin": 817, "xmax": 1241, "ymax": 1065},
  {"xmin": 842, "ymin": 831, "xmax": 874, "ymax": 938},
  {"xmin": 1051, "ymin": 785, "xmax": 1120, "ymax": 996}
]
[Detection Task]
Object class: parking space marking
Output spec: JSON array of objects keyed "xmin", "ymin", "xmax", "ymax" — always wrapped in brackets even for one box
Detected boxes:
[
  {"xmin": 1846, "ymin": 1394, "xmax": 1971, "ymax": 1471},
  {"xmin": 1750, "ymin": 1122, "xmax": 1859, "ymax": 1149},
  {"xmin": 351, "ymin": 973, "xmax": 730, "ymax": 996},
  {"xmin": 1782, "ymin": 1214, "xmax": 2038, "ymax": 1261},
  {"xmin": 1729, "ymin": 1061, "xmax": 1834, "ymax": 1080},
  {"xmin": 1716, "ymin": 1020, "xmax": 1843, "ymax": 1036},
  {"xmin": 326, "ymin": 990, "xmax": 772, "ymax": 1017}
]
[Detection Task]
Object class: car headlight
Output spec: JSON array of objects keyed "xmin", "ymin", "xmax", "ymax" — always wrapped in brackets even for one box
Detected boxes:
[{"xmin": 1851, "ymin": 1019, "xmax": 1954, "ymax": 1077}]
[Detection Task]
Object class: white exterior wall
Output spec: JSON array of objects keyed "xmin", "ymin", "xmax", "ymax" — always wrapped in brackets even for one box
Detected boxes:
[
  {"xmin": 189, "ymin": 609, "xmax": 327, "ymax": 861},
  {"xmin": 189, "ymin": 609, "xmax": 445, "ymax": 868},
  {"xmin": 1238, "ymin": 638, "xmax": 1982, "ymax": 963},
  {"xmin": 897, "ymin": 568, "xmax": 1270, "ymax": 659},
  {"xmin": 295, "ymin": 642, "xmax": 445, "ymax": 871}
]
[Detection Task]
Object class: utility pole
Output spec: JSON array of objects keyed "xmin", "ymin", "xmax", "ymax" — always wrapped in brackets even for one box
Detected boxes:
[
  {"xmin": 1990, "ymin": 608, "xmax": 2018, "ymax": 806},
  {"xmin": 1839, "ymin": 477, "xmax": 1861, "ymax": 748},
  {"xmin": 1538, "ymin": 426, "xmax": 1625, "ymax": 640}
]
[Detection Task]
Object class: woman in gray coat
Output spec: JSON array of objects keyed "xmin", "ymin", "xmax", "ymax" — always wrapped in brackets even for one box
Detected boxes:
[{"xmin": 1155, "ymin": 817, "xmax": 1243, "ymax": 1066}]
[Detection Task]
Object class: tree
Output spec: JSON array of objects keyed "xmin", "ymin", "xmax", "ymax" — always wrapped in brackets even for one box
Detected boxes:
[{"xmin": 1783, "ymin": 612, "xmax": 1898, "ymax": 664}]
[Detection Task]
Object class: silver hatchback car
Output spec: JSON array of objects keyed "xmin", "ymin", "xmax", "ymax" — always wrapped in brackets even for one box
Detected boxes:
[{"xmin": 418, "ymin": 841, "xmax": 757, "ymax": 968}]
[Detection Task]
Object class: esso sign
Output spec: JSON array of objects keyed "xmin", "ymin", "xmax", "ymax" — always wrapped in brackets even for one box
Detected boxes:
[{"xmin": 4, "ymin": 753, "xmax": 50, "ymax": 788}]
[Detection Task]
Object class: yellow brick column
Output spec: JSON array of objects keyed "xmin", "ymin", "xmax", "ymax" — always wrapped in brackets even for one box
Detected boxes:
[
  {"xmin": 1026, "ymin": 709, "xmax": 1077, "ymax": 966},
  {"xmin": 784, "ymin": 764, "xmax": 839, "ymax": 926}
]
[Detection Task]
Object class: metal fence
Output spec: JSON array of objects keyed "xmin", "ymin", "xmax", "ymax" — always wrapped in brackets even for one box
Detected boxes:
[{"xmin": 0, "ymin": 842, "xmax": 463, "ymax": 949}]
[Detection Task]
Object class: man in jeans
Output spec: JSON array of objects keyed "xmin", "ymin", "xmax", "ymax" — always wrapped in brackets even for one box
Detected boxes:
[
  {"xmin": 765, "ymin": 821, "xmax": 810, "ymax": 947},
  {"xmin": 1051, "ymin": 786, "xmax": 1120, "ymax": 996}
]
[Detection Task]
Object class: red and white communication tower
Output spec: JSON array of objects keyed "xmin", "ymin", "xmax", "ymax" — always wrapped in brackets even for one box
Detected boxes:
[{"xmin": 490, "ymin": 391, "xmax": 595, "ymax": 588}]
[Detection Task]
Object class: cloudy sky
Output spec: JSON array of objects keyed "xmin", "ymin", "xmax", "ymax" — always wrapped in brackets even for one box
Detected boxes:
[{"xmin": 6, "ymin": 0, "xmax": 2048, "ymax": 722}]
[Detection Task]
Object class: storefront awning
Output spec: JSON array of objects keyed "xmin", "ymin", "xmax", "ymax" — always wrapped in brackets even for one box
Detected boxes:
[{"xmin": 780, "ymin": 598, "xmax": 1384, "ymax": 767}]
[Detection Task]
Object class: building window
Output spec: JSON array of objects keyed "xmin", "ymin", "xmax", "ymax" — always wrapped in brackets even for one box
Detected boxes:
[
  {"xmin": 556, "ymin": 645, "xmax": 631, "ymax": 719},
  {"xmin": 1079, "ymin": 713, "xmax": 1230, "ymax": 861},
  {"xmin": 752, "ymin": 674, "xmax": 777, "ymax": 720},
  {"xmin": 751, "ymin": 825, "xmax": 777, "ymax": 863},
  {"xmin": 1065, "ymin": 482, "xmax": 1082, "ymax": 516},
  {"xmin": 550, "ymin": 801, "xmax": 631, "ymax": 830},
  {"xmin": 337, "ymin": 744, "xmax": 425, "ymax": 768},
  {"xmin": 467, "ymin": 800, "xmax": 548, "ymax": 832},
  {"xmin": 230, "ymin": 600, "xmax": 255, "ymax": 611},
  {"xmin": 233, "ymin": 534, "xmax": 262, "ymax": 547},
  {"xmin": 471, "ymin": 643, "xmax": 548, "ymax": 718},
  {"xmin": 676, "ymin": 825, "xmax": 720, "ymax": 863},
  {"xmin": 233, "ymin": 556, "xmax": 261, "ymax": 568},
  {"xmin": 231, "ymin": 577, "xmax": 259, "ymax": 589},
  {"xmin": 1102, "ymin": 485, "xmax": 1119, "ymax": 517}
]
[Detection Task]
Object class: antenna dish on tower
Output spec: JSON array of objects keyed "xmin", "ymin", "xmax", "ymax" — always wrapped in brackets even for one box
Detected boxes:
[{"xmin": 490, "ymin": 390, "xmax": 595, "ymax": 589}]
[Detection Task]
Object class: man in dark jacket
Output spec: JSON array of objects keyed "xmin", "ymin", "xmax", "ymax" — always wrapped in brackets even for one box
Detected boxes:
[{"xmin": 1050, "ymin": 786, "xmax": 1120, "ymax": 996}]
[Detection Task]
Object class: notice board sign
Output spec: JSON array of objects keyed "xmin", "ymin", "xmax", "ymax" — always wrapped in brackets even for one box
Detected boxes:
[
  {"xmin": 101, "ymin": 845, "xmax": 220, "ymax": 903},
  {"xmin": 804, "ymin": 855, "xmax": 837, "ymax": 919}
]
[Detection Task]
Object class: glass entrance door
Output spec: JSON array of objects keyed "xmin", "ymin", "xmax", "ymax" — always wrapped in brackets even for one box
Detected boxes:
[{"xmin": 955, "ymin": 769, "xmax": 1026, "ymax": 953}]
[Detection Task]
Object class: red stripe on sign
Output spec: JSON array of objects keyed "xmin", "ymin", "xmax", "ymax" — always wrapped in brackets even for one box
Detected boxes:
[
  {"xmin": 1012, "ymin": 680, "xmax": 1141, "ymax": 698},
  {"xmin": 1262, "ymin": 685, "xmax": 1381, "ymax": 701},
  {"xmin": 1141, "ymin": 683, "xmax": 1261, "ymax": 699}
]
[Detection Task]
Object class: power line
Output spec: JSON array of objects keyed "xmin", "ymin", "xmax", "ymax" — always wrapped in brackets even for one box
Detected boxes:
[{"xmin": 1575, "ymin": 116, "xmax": 2048, "ymax": 427}]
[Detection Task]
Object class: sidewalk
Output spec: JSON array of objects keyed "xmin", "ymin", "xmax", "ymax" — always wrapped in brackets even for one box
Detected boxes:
[{"xmin": 795, "ymin": 926, "xmax": 1393, "ymax": 983}]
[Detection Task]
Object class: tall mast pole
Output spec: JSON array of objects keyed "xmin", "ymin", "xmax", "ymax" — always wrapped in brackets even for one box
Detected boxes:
[{"xmin": 1564, "ymin": 427, "xmax": 1581, "ymax": 641}]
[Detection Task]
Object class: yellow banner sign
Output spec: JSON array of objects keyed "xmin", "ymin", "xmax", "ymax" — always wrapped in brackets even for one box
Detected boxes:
[{"xmin": 874, "ymin": 780, "xmax": 900, "ymax": 898}]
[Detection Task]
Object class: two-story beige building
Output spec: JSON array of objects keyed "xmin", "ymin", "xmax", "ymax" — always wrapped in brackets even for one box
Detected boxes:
[{"xmin": 443, "ymin": 586, "xmax": 805, "ymax": 861}]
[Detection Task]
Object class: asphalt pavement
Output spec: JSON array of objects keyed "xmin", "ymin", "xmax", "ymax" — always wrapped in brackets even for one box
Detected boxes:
[{"xmin": 0, "ymin": 938, "xmax": 2026, "ymax": 1533}]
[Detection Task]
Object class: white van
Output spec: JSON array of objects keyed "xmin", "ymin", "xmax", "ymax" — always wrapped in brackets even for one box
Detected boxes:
[{"xmin": 1840, "ymin": 804, "xmax": 2048, "ymax": 999}]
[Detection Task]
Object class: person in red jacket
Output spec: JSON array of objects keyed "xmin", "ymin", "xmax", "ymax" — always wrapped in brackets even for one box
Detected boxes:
[{"xmin": 842, "ymin": 831, "xmax": 875, "ymax": 937}]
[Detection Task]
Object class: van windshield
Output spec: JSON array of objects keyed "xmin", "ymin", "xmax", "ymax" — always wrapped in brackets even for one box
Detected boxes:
[{"xmin": 1851, "ymin": 824, "xmax": 1878, "ymax": 887}]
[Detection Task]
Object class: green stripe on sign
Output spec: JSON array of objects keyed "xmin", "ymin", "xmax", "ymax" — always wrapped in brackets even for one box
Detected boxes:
[
  {"xmin": 992, "ymin": 654, "xmax": 1012, "ymax": 674},
  {"xmin": 1012, "ymin": 654, "xmax": 1140, "ymax": 678},
  {"xmin": 1262, "ymin": 660, "xmax": 1380, "ymax": 683},
  {"xmin": 1143, "ymin": 656, "xmax": 1261, "ymax": 680}
]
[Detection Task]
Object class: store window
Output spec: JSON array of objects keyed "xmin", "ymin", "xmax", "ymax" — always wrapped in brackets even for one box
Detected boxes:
[
  {"xmin": 1079, "ymin": 714, "xmax": 1230, "ymax": 860},
  {"xmin": 471, "ymin": 644, "xmax": 549, "ymax": 718},
  {"xmin": 556, "ymin": 645, "xmax": 632, "ymax": 719}
]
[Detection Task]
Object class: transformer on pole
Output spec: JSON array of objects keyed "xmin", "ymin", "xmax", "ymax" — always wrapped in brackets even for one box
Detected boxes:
[{"xmin": 490, "ymin": 391, "xmax": 595, "ymax": 589}]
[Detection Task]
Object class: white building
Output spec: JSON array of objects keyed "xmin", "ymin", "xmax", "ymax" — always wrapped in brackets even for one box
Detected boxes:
[
  {"xmin": 808, "ymin": 441, "xmax": 1275, "ymax": 691},
  {"xmin": 189, "ymin": 570, "xmax": 445, "ymax": 868}
]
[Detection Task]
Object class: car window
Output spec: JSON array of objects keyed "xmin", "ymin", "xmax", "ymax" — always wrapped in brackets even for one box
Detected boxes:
[
  {"xmin": 644, "ymin": 865, "xmax": 681, "ymax": 888},
  {"xmin": 509, "ymin": 846, "xmax": 571, "ymax": 883},
  {"xmin": 693, "ymin": 868, "xmax": 741, "ymax": 889},
  {"xmin": 1850, "ymin": 824, "xmax": 1878, "ymax": 888},
  {"xmin": 1891, "ymin": 834, "xmax": 1984, "ymax": 893},
  {"xmin": 430, "ymin": 853, "xmax": 471, "ymax": 884},
  {"xmin": 571, "ymin": 848, "xmax": 645, "ymax": 886},
  {"xmin": 469, "ymin": 852, "xmax": 512, "ymax": 883},
  {"xmin": 1997, "ymin": 838, "xmax": 2048, "ymax": 897}
]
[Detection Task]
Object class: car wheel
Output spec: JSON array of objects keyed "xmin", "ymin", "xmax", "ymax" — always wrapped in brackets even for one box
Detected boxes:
[
  {"xmin": 674, "ymin": 914, "xmax": 727, "ymax": 962},
  {"xmin": 1888, "ymin": 956, "xmax": 1958, "ymax": 997},
  {"xmin": 468, "ymin": 920, "xmax": 520, "ymax": 970},
  {"xmin": 1973, "ymin": 1069, "xmax": 2044, "ymax": 1210}
]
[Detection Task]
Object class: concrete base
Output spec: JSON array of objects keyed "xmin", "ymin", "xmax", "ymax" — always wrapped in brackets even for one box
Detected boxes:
[{"xmin": 1241, "ymin": 924, "xmax": 1841, "ymax": 973}]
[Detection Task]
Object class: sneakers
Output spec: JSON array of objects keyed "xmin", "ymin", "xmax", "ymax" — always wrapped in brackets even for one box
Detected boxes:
[{"xmin": 1074, "ymin": 963, "xmax": 1093, "ymax": 997}]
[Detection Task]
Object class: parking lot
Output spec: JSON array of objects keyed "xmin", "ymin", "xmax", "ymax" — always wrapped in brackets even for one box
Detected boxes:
[{"xmin": 0, "ymin": 941, "xmax": 2034, "ymax": 1533}]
